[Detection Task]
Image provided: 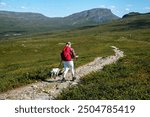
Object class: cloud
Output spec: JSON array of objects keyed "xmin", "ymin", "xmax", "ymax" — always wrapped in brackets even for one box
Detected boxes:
[
  {"xmin": 99, "ymin": 5, "xmax": 106, "ymax": 8},
  {"xmin": 109, "ymin": 5, "xmax": 116, "ymax": 11},
  {"xmin": 125, "ymin": 8, "xmax": 130, "ymax": 11},
  {"xmin": 99, "ymin": 5, "xmax": 116, "ymax": 10},
  {"xmin": 110, "ymin": 5, "xmax": 116, "ymax": 9},
  {"xmin": 144, "ymin": 7, "xmax": 150, "ymax": 10},
  {"xmin": 21, "ymin": 6, "xmax": 27, "ymax": 9},
  {"xmin": 0, "ymin": 2, "xmax": 7, "ymax": 7},
  {"xmin": 127, "ymin": 4, "xmax": 133, "ymax": 7},
  {"xmin": 116, "ymin": 10, "xmax": 120, "ymax": 13}
]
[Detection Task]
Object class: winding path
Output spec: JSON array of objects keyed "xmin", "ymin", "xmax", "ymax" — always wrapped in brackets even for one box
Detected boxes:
[{"xmin": 0, "ymin": 46, "xmax": 124, "ymax": 100}]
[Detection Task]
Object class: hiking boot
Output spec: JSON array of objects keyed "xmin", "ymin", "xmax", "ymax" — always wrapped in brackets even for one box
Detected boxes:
[
  {"xmin": 61, "ymin": 77, "xmax": 66, "ymax": 83},
  {"xmin": 71, "ymin": 77, "xmax": 76, "ymax": 81}
]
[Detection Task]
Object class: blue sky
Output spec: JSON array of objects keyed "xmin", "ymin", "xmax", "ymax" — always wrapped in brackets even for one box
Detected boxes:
[{"xmin": 0, "ymin": 0, "xmax": 150, "ymax": 17}]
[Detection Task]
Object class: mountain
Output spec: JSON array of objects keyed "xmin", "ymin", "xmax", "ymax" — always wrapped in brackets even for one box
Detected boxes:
[
  {"xmin": 0, "ymin": 11, "xmax": 63, "ymax": 36},
  {"xmin": 63, "ymin": 8, "xmax": 119, "ymax": 26},
  {"xmin": 0, "ymin": 8, "xmax": 119, "ymax": 38},
  {"xmin": 118, "ymin": 12, "xmax": 150, "ymax": 30},
  {"xmin": 122, "ymin": 12, "xmax": 150, "ymax": 18}
]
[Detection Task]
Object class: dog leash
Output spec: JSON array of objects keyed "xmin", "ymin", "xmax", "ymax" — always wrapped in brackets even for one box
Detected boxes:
[{"xmin": 58, "ymin": 60, "xmax": 63, "ymax": 68}]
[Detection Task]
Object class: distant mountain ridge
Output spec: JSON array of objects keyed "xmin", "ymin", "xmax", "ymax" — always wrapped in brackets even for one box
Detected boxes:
[
  {"xmin": 0, "ymin": 8, "xmax": 119, "ymax": 37},
  {"xmin": 64, "ymin": 8, "xmax": 119, "ymax": 25},
  {"xmin": 122, "ymin": 12, "xmax": 150, "ymax": 18},
  {"xmin": 0, "ymin": 11, "xmax": 48, "ymax": 19}
]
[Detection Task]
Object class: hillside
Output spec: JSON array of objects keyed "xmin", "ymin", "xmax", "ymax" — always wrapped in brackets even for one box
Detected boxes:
[
  {"xmin": 122, "ymin": 12, "xmax": 150, "ymax": 18},
  {"xmin": 0, "ymin": 46, "xmax": 124, "ymax": 99},
  {"xmin": 0, "ymin": 8, "xmax": 119, "ymax": 38},
  {"xmin": 113, "ymin": 12, "xmax": 150, "ymax": 31},
  {"xmin": 0, "ymin": 11, "xmax": 63, "ymax": 36},
  {"xmin": 56, "ymin": 12, "xmax": 150, "ymax": 99}
]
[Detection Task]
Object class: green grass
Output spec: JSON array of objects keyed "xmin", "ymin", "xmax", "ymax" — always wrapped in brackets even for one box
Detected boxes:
[
  {"xmin": 56, "ymin": 15, "xmax": 150, "ymax": 100},
  {"xmin": 57, "ymin": 42, "xmax": 150, "ymax": 99},
  {"xmin": 0, "ymin": 14, "xmax": 150, "ymax": 100},
  {"xmin": 57, "ymin": 55, "xmax": 150, "ymax": 100},
  {"xmin": 0, "ymin": 29, "xmax": 113, "ymax": 92}
]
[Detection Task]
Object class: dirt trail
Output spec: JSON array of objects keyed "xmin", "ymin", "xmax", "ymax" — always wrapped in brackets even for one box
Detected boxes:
[{"xmin": 0, "ymin": 46, "xmax": 124, "ymax": 100}]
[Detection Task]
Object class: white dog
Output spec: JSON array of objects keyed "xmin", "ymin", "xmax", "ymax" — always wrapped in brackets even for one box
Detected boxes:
[
  {"xmin": 50, "ymin": 68, "xmax": 64, "ymax": 79},
  {"xmin": 50, "ymin": 68, "xmax": 60, "ymax": 78}
]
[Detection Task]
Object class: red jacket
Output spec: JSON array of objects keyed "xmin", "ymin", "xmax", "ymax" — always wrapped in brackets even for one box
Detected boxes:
[{"xmin": 61, "ymin": 46, "xmax": 76, "ymax": 61}]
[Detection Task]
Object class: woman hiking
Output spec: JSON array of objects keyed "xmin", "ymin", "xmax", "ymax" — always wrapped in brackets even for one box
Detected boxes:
[{"xmin": 60, "ymin": 42, "xmax": 77, "ymax": 82}]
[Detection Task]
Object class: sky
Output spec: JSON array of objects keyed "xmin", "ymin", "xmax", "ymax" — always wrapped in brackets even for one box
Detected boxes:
[{"xmin": 0, "ymin": 0, "xmax": 150, "ymax": 17}]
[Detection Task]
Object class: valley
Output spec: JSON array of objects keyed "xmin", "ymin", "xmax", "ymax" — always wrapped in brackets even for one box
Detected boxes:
[{"xmin": 0, "ymin": 9, "xmax": 150, "ymax": 99}]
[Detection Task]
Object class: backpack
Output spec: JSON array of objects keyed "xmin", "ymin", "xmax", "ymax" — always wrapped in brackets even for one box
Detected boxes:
[{"xmin": 61, "ymin": 46, "xmax": 72, "ymax": 61}]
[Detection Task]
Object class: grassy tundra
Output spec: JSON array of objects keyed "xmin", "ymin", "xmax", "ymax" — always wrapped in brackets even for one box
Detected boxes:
[
  {"xmin": 0, "ymin": 28, "xmax": 113, "ymax": 92},
  {"xmin": 0, "ymin": 14, "xmax": 150, "ymax": 99},
  {"xmin": 57, "ymin": 14, "xmax": 150, "ymax": 99}
]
